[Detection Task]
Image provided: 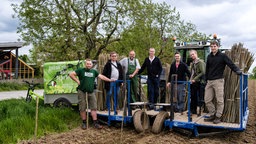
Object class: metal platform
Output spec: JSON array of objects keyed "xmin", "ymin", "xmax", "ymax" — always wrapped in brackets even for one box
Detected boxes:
[
  {"xmin": 163, "ymin": 74, "xmax": 249, "ymax": 137},
  {"xmin": 95, "ymin": 75, "xmax": 249, "ymax": 137}
]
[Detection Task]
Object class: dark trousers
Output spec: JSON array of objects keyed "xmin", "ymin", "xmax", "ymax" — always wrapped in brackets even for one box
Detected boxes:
[
  {"xmin": 191, "ymin": 82, "xmax": 200, "ymax": 113},
  {"xmin": 159, "ymin": 80, "xmax": 166, "ymax": 103},
  {"xmin": 190, "ymin": 82, "xmax": 205, "ymax": 113},
  {"xmin": 147, "ymin": 77, "xmax": 160, "ymax": 104}
]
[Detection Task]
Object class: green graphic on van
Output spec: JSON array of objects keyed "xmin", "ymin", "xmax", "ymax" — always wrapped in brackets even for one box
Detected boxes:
[{"xmin": 44, "ymin": 60, "xmax": 83, "ymax": 94}]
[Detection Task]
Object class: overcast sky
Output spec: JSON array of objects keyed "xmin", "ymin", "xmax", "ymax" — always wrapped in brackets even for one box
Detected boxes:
[
  {"xmin": 156, "ymin": 0, "xmax": 256, "ymax": 71},
  {"xmin": 1, "ymin": 0, "xmax": 255, "ymax": 71},
  {"xmin": 0, "ymin": 0, "xmax": 31, "ymax": 55}
]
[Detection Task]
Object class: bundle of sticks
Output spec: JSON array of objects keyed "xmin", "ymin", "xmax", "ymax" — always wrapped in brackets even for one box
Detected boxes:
[
  {"xmin": 97, "ymin": 53, "xmax": 109, "ymax": 110},
  {"xmin": 222, "ymin": 43, "xmax": 254, "ymax": 123}
]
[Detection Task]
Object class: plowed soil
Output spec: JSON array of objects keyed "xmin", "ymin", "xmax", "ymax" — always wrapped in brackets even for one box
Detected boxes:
[{"xmin": 19, "ymin": 80, "xmax": 256, "ymax": 144}]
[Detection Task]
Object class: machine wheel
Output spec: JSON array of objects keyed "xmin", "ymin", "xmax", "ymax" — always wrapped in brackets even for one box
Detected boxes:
[
  {"xmin": 53, "ymin": 98, "xmax": 72, "ymax": 108},
  {"xmin": 152, "ymin": 111, "xmax": 169, "ymax": 134},
  {"xmin": 133, "ymin": 110, "xmax": 150, "ymax": 133}
]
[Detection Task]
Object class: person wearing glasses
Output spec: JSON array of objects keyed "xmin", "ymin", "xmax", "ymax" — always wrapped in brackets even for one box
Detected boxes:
[{"xmin": 102, "ymin": 51, "xmax": 123, "ymax": 111}]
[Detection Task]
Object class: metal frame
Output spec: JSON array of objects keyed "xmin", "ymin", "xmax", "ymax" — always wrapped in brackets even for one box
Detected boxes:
[
  {"xmin": 96, "ymin": 80, "xmax": 132, "ymax": 126},
  {"xmin": 164, "ymin": 74, "xmax": 249, "ymax": 137}
]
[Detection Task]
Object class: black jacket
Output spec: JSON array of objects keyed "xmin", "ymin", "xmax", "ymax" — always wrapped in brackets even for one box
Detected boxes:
[
  {"xmin": 206, "ymin": 51, "xmax": 241, "ymax": 81},
  {"xmin": 102, "ymin": 60, "xmax": 123, "ymax": 90},
  {"xmin": 138, "ymin": 57, "xmax": 162, "ymax": 79},
  {"xmin": 168, "ymin": 61, "xmax": 191, "ymax": 83}
]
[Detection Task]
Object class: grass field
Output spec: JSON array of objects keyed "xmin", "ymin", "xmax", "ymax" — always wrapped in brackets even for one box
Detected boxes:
[{"xmin": 0, "ymin": 98, "xmax": 80, "ymax": 143}]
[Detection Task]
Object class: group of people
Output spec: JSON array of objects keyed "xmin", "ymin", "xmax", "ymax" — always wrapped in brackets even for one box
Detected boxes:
[
  {"xmin": 166, "ymin": 40, "xmax": 241, "ymax": 124},
  {"xmin": 167, "ymin": 50, "xmax": 205, "ymax": 115},
  {"xmin": 69, "ymin": 40, "xmax": 242, "ymax": 130}
]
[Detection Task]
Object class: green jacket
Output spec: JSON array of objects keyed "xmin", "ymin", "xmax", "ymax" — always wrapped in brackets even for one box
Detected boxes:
[{"xmin": 190, "ymin": 58, "xmax": 206, "ymax": 84}]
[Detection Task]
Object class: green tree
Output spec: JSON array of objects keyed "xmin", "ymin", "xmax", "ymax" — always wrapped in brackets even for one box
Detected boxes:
[
  {"xmin": 108, "ymin": 1, "xmax": 206, "ymax": 64},
  {"xmin": 249, "ymin": 67, "xmax": 256, "ymax": 79},
  {"xmin": 19, "ymin": 54, "xmax": 30, "ymax": 63},
  {"xmin": 12, "ymin": 0, "xmax": 137, "ymax": 62},
  {"xmin": 12, "ymin": 0, "xmax": 207, "ymax": 65}
]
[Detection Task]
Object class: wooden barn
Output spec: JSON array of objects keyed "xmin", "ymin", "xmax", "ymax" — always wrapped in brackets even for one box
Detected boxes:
[{"xmin": 0, "ymin": 42, "xmax": 34, "ymax": 79}]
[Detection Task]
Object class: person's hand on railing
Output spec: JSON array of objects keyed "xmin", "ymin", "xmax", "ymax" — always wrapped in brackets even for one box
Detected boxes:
[
  {"xmin": 190, "ymin": 79, "xmax": 195, "ymax": 84},
  {"xmin": 166, "ymin": 82, "xmax": 171, "ymax": 88},
  {"xmin": 236, "ymin": 70, "xmax": 242, "ymax": 75}
]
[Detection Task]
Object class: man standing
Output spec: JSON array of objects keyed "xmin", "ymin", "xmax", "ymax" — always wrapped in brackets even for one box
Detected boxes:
[
  {"xmin": 138, "ymin": 48, "xmax": 162, "ymax": 109},
  {"xmin": 102, "ymin": 52, "xmax": 123, "ymax": 111},
  {"xmin": 69, "ymin": 59, "xmax": 114, "ymax": 129},
  {"xmin": 167, "ymin": 52, "xmax": 190, "ymax": 113},
  {"xmin": 120, "ymin": 50, "xmax": 141, "ymax": 103},
  {"xmin": 189, "ymin": 50, "xmax": 206, "ymax": 114},
  {"xmin": 204, "ymin": 40, "xmax": 242, "ymax": 124}
]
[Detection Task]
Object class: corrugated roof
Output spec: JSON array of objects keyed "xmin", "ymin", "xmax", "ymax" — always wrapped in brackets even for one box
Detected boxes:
[{"xmin": 0, "ymin": 42, "xmax": 24, "ymax": 50}]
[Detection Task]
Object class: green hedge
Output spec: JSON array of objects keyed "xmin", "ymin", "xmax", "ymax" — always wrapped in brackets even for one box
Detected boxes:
[{"xmin": 0, "ymin": 82, "xmax": 44, "ymax": 91}]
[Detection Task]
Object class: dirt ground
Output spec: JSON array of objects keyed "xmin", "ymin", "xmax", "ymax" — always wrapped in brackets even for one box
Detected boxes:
[{"xmin": 19, "ymin": 81, "xmax": 256, "ymax": 144}]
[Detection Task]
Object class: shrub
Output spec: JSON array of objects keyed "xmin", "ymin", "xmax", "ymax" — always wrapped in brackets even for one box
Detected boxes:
[{"xmin": 0, "ymin": 82, "xmax": 43, "ymax": 91}]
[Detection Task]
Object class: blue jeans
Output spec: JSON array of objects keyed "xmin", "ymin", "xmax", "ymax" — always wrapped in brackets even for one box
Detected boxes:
[
  {"xmin": 147, "ymin": 77, "xmax": 160, "ymax": 104},
  {"xmin": 106, "ymin": 82, "xmax": 120, "ymax": 111},
  {"xmin": 176, "ymin": 84, "xmax": 185, "ymax": 112}
]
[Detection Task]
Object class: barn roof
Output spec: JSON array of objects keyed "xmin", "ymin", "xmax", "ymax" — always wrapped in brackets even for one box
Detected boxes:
[{"xmin": 0, "ymin": 42, "xmax": 24, "ymax": 51}]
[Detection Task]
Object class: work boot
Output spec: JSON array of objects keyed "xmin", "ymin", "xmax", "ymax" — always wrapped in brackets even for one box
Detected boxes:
[
  {"xmin": 191, "ymin": 109, "xmax": 197, "ymax": 114},
  {"xmin": 213, "ymin": 117, "xmax": 221, "ymax": 124},
  {"xmin": 204, "ymin": 115, "xmax": 215, "ymax": 122},
  {"xmin": 81, "ymin": 123, "xmax": 87, "ymax": 130},
  {"xmin": 94, "ymin": 121, "xmax": 103, "ymax": 129},
  {"xmin": 148, "ymin": 104, "xmax": 154, "ymax": 110}
]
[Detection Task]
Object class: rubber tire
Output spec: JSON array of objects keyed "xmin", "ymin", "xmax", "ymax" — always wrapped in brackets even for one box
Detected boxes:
[
  {"xmin": 152, "ymin": 111, "xmax": 169, "ymax": 134},
  {"xmin": 53, "ymin": 98, "xmax": 72, "ymax": 108},
  {"xmin": 133, "ymin": 110, "xmax": 150, "ymax": 133}
]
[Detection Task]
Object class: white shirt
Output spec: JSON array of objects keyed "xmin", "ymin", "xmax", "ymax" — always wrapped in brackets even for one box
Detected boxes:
[
  {"xmin": 120, "ymin": 58, "xmax": 141, "ymax": 74},
  {"xmin": 110, "ymin": 61, "xmax": 119, "ymax": 80},
  {"xmin": 149, "ymin": 56, "xmax": 155, "ymax": 63}
]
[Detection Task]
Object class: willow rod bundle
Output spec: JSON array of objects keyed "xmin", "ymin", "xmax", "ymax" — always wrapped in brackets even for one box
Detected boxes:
[
  {"xmin": 164, "ymin": 64, "xmax": 170, "ymax": 103},
  {"xmin": 137, "ymin": 79, "xmax": 147, "ymax": 102},
  {"xmin": 222, "ymin": 43, "xmax": 254, "ymax": 123},
  {"xmin": 97, "ymin": 53, "xmax": 109, "ymax": 110}
]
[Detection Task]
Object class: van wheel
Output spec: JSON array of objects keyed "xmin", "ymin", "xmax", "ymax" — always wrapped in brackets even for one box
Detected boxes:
[
  {"xmin": 53, "ymin": 98, "xmax": 71, "ymax": 108},
  {"xmin": 133, "ymin": 110, "xmax": 150, "ymax": 133},
  {"xmin": 152, "ymin": 111, "xmax": 169, "ymax": 134}
]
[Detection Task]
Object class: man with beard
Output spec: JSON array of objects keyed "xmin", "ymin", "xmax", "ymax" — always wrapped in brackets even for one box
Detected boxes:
[{"xmin": 120, "ymin": 50, "xmax": 141, "ymax": 103}]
